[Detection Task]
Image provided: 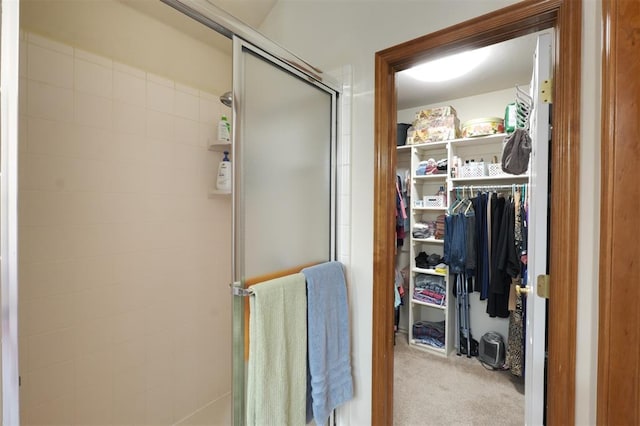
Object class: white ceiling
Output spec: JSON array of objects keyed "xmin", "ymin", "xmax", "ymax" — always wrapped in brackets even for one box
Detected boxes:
[
  {"xmin": 397, "ymin": 33, "xmax": 542, "ymax": 110},
  {"xmin": 104, "ymin": 1, "xmax": 542, "ymax": 113}
]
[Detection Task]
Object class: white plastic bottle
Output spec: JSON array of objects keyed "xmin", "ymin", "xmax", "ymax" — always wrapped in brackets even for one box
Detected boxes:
[
  {"xmin": 218, "ymin": 115, "xmax": 230, "ymax": 142},
  {"xmin": 216, "ymin": 151, "xmax": 231, "ymax": 192}
]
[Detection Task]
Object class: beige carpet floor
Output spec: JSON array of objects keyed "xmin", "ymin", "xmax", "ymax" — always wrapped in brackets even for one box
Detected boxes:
[{"xmin": 393, "ymin": 334, "xmax": 525, "ymax": 425}]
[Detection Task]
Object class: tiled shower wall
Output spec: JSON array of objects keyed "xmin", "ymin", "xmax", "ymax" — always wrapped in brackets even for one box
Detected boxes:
[{"xmin": 18, "ymin": 32, "xmax": 232, "ymax": 425}]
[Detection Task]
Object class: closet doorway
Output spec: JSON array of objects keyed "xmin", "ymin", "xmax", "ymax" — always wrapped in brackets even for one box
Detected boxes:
[
  {"xmin": 392, "ymin": 30, "xmax": 549, "ymax": 425},
  {"xmin": 372, "ymin": 0, "xmax": 581, "ymax": 424}
]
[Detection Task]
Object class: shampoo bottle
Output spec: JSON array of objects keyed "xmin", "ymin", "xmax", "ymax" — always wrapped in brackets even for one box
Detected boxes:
[
  {"xmin": 218, "ymin": 115, "xmax": 230, "ymax": 142},
  {"xmin": 216, "ymin": 151, "xmax": 231, "ymax": 192}
]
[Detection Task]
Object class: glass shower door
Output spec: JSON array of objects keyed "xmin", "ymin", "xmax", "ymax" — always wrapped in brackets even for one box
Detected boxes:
[{"xmin": 230, "ymin": 35, "xmax": 338, "ymax": 425}]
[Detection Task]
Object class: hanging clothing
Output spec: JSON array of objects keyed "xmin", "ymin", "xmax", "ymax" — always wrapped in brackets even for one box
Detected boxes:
[
  {"xmin": 472, "ymin": 192, "xmax": 490, "ymax": 298},
  {"xmin": 395, "ymin": 175, "xmax": 407, "ymax": 247},
  {"xmin": 506, "ymin": 289, "xmax": 525, "ymax": 377},
  {"xmin": 487, "ymin": 196, "xmax": 519, "ymax": 318}
]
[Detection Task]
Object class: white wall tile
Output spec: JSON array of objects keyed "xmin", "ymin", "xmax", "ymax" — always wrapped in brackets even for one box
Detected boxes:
[
  {"xmin": 24, "ymin": 395, "xmax": 74, "ymax": 426},
  {"xmin": 74, "ymin": 317, "xmax": 113, "ymax": 356},
  {"xmin": 19, "ymin": 258, "xmax": 75, "ymax": 300},
  {"xmin": 75, "ymin": 58, "xmax": 113, "ymax": 98},
  {"xmin": 74, "ymin": 92, "xmax": 113, "ymax": 129},
  {"xmin": 112, "ymin": 310, "xmax": 145, "ymax": 343},
  {"xmin": 104, "ymin": 161, "xmax": 147, "ymax": 194},
  {"xmin": 111, "ymin": 133, "xmax": 147, "ymax": 163},
  {"xmin": 19, "ymin": 226, "xmax": 71, "ymax": 264},
  {"xmin": 22, "ymin": 155, "xmax": 106, "ymax": 192},
  {"xmin": 73, "ymin": 384, "xmax": 114, "ymax": 426},
  {"xmin": 113, "ymin": 392, "xmax": 146, "ymax": 426},
  {"xmin": 25, "ymin": 292, "xmax": 75, "ymax": 336},
  {"xmin": 27, "ymin": 81, "xmax": 74, "ymax": 122},
  {"xmin": 147, "ymin": 72, "xmax": 174, "ymax": 88},
  {"xmin": 199, "ymin": 96, "xmax": 218, "ymax": 124},
  {"xmin": 147, "ymin": 80, "xmax": 174, "ymax": 114},
  {"xmin": 146, "ymin": 385, "xmax": 174, "ymax": 425},
  {"xmin": 27, "ymin": 116, "xmax": 72, "ymax": 156},
  {"xmin": 23, "ymin": 362, "xmax": 74, "ymax": 405},
  {"xmin": 198, "ymin": 122, "xmax": 216, "ymax": 148},
  {"xmin": 174, "ymin": 116, "xmax": 200, "ymax": 146},
  {"xmin": 114, "ymin": 101, "xmax": 146, "ymax": 136},
  {"xmin": 27, "ymin": 44, "xmax": 74, "ymax": 88},
  {"xmin": 114, "ymin": 61, "xmax": 145, "ymax": 79},
  {"xmin": 74, "ymin": 348, "xmax": 114, "ymax": 390},
  {"xmin": 27, "ymin": 33, "xmax": 73, "ymax": 55},
  {"xmin": 147, "ymin": 110, "xmax": 175, "ymax": 142},
  {"xmin": 27, "ymin": 328, "xmax": 76, "ymax": 371},
  {"xmin": 75, "ymin": 48, "xmax": 112, "ymax": 68},
  {"xmin": 175, "ymin": 88, "xmax": 199, "ymax": 121},
  {"xmin": 114, "ymin": 69, "xmax": 146, "ymax": 106},
  {"xmin": 113, "ymin": 338, "xmax": 145, "ymax": 373},
  {"xmin": 72, "ymin": 255, "xmax": 115, "ymax": 292}
]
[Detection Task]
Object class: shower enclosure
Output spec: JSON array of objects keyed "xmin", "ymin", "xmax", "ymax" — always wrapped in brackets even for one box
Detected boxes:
[
  {"xmin": 16, "ymin": 1, "xmax": 234, "ymax": 424},
  {"xmin": 6, "ymin": 0, "xmax": 341, "ymax": 424}
]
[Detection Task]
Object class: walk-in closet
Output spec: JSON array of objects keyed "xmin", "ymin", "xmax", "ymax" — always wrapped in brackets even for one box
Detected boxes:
[{"xmin": 393, "ymin": 31, "xmax": 551, "ymax": 424}]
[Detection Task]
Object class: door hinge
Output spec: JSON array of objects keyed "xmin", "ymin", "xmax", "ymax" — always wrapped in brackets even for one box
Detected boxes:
[
  {"xmin": 540, "ymin": 79, "xmax": 553, "ymax": 104},
  {"xmin": 537, "ymin": 274, "xmax": 550, "ymax": 299},
  {"xmin": 19, "ymin": 375, "xmax": 21, "ymax": 387}
]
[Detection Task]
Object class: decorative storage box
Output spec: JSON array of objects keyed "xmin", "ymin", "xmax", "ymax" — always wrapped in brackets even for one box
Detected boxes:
[
  {"xmin": 410, "ymin": 105, "xmax": 461, "ymax": 144},
  {"xmin": 461, "ymin": 117, "xmax": 505, "ymax": 138},
  {"xmin": 459, "ymin": 162, "xmax": 486, "ymax": 178}
]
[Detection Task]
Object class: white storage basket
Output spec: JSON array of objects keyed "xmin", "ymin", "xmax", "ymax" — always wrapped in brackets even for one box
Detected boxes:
[
  {"xmin": 423, "ymin": 195, "xmax": 445, "ymax": 208},
  {"xmin": 459, "ymin": 162, "xmax": 486, "ymax": 178}
]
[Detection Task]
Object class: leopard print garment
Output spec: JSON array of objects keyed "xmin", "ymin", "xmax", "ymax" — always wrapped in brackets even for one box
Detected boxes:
[{"xmin": 506, "ymin": 291, "xmax": 524, "ymax": 377}]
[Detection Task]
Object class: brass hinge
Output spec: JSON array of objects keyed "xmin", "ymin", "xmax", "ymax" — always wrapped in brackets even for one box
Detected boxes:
[
  {"xmin": 540, "ymin": 79, "xmax": 553, "ymax": 104},
  {"xmin": 537, "ymin": 274, "xmax": 550, "ymax": 299}
]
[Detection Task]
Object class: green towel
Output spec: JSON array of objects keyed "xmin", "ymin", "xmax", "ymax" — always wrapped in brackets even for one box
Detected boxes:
[{"xmin": 246, "ymin": 273, "xmax": 307, "ymax": 425}]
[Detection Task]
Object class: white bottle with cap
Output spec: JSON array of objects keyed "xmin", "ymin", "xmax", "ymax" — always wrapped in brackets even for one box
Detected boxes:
[
  {"xmin": 218, "ymin": 115, "xmax": 230, "ymax": 142},
  {"xmin": 216, "ymin": 151, "xmax": 231, "ymax": 192}
]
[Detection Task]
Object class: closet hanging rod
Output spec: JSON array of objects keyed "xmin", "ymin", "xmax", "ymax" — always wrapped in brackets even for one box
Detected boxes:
[{"xmin": 451, "ymin": 183, "xmax": 527, "ymax": 191}]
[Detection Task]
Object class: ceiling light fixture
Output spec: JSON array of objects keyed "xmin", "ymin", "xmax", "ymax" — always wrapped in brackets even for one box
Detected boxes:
[{"xmin": 404, "ymin": 47, "xmax": 490, "ymax": 82}]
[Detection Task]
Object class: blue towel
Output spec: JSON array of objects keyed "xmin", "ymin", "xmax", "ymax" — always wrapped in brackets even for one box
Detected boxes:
[{"xmin": 302, "ymin": 261, "xmax": 354, "ymax": 424}]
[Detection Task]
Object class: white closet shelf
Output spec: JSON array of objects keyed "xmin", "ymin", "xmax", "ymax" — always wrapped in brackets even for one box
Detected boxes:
[
  {"xmin": 412, "ymin": 237, "xmax": 444, "ymax": 244},
  {"xmin": 411, "ymin": 299, "xmax": 446, "ymax": 310},
  {"xmin": 412, "ymin": 267, "xmax": 447, "ymax": 276},
  {"xmin": 450, "ymin": 174, "xmax": 529, "ymax": 184},
  {"xmin": 448, "ymin": 132, "xmax": 507, "ymax": 147},
  {"xmin": 409, "ymin": 340, "xmax": 447, "ymax": 355},
  {"xmin": 412, "ymin": 206, "xmax": 447, "ymax": 212},
  {"xmin": 413, "ymin": 174, "xmax": 447, "ymax": 181},
  {"xmin": 411, "ymin": 140, "xmax": 449, "ymax": 150}
]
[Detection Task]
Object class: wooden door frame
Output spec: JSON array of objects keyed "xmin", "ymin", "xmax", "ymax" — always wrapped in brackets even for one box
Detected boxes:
[
  {"xmin": 372, "ymin": 1, "xmax": 582, "ymax": 424},
  {"xmin": 598, "ymin": 0, "xmax": 640, "ymax": 424}
]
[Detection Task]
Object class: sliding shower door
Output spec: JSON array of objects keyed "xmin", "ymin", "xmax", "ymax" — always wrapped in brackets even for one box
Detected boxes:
[{"xmin": 231, "ymin": 36, "xmax": 338, "ymax": 424}]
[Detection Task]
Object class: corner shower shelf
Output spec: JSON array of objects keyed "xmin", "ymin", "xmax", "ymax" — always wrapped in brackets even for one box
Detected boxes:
[
  {"xmin": 208, "ymin": 189, "xmax": 231, "ymax": 197},
  {"xmin": 208, "ymin": 141, "xmax": 231, "ymax": 152}
]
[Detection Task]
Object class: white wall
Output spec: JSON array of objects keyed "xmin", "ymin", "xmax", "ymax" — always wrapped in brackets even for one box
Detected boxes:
[{"xmin": 261, "ymin": 1, "xmax": 600, "ymax": 424}]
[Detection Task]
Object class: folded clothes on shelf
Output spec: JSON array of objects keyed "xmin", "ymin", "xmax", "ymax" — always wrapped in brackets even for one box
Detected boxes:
[
  {"xmin": 412, "ymin": 221, "xmax": 436, "ymax": 239},
  {"xmin": 415, "ymin": 252, "xmax": 443, "ymax": 269}
]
